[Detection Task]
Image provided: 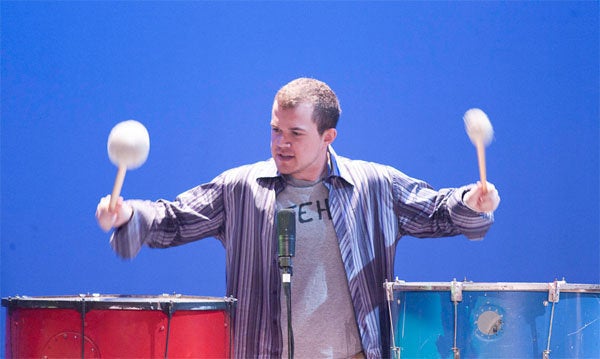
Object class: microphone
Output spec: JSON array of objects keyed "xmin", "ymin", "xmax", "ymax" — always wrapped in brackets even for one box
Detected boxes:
[
  {"xmin": 277, "ymin": 209, "xmax": 296, "ymax": 276},
  {"xmin": 277, "ymin": 208, "xmax": 296, "ymax": 358}
]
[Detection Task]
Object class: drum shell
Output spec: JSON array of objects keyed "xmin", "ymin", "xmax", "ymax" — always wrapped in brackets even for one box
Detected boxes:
[
  {"xmin": 387, "ymin": 282, "xmax": 600, "ymax": 358},
  {"xmin": 3, "ymin": 295, "xmax": 234, "ymax": 358}
]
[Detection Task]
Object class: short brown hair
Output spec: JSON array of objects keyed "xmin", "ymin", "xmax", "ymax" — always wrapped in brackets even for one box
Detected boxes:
[{"xmin": 275, "ymin": 78, "xmax": 341, "ymax": 134}]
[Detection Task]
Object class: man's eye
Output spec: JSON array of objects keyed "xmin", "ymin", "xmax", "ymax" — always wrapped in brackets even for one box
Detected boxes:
[{"xmin": 292, "ymin": 131, "xmax": 302, "ymax": 136}]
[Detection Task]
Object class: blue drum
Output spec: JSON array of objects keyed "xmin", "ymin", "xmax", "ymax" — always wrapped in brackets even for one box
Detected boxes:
[{"xmin": 384, "ymin": 280, "xmax": 600, "ymax": 358}]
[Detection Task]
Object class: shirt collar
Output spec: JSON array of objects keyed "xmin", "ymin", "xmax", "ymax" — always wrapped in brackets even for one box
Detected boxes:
[
  {"xmin": 256, "ymin": 146, "xmax": 354, "ymax": 187},
  {"xmin": 326, "ymin": 146, "xmax": 355, "ymax": 187}
]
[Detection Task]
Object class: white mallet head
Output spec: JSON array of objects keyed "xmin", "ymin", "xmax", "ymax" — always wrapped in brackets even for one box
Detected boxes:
[
  {"xmin": 107, "ymin": 120, "xmax": 150, "ymax": 169},
  {"xmin": 464, "ymin": 108, "xmax": 494, "ymax": 146}
]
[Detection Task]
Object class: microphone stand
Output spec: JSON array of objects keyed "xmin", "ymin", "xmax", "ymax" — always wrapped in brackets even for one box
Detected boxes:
[
  {"xmin": 277, "ymin": 209, "xmax": 295, "ymax": 359},
  {"xmin": 280, "ymin": 257, "xmax": 294, "ymax": 359}
]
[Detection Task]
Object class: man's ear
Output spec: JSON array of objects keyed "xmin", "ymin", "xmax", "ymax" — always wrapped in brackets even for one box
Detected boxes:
[{"xmin": 323, "ymin": 128, "xmax": 337, "ymax": 145}]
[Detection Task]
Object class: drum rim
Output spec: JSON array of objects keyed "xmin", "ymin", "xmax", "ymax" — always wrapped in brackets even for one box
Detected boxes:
[
  {"xmin": 1, "ymin": 294, "xmax": 237, "ymax": 311},
  {"xmin": 386, "ymin": 280, "xmax": 600, "ymax": 293}
]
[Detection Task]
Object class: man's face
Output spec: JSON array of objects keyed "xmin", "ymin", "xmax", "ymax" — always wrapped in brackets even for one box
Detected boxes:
[{"xmin": 270, "ymin": 101, "xmax": 336, "ymax": 181}]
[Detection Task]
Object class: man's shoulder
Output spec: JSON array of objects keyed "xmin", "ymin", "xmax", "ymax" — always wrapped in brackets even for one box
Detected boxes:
[
  {"xmin": 334, "ymin": 154, "xmax": 397, "ymax": 176},
  {"xmin": 220, "ymin": 158, "xmax": 277, "ymax": 181}
]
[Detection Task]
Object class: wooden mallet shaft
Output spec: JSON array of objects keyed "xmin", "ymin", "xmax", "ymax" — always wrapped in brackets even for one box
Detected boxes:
[
  {"xmin": 109, "ymin": 164, "xmax": 127, "ymax": 212},
  {"xmin": 475, "ymin": 138, "xmax": 488, "ymax": 194}
]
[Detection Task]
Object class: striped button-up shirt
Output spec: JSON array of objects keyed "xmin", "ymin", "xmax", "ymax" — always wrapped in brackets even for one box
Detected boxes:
[{"xmin": 111, "ymin": 147, "xmax": 493, "ymax": 358}]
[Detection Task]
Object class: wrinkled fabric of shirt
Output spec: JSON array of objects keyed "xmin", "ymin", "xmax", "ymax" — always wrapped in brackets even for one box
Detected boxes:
[{"xmin": 110, "ymin": 147, "xmax": 494, "ymax": 359}]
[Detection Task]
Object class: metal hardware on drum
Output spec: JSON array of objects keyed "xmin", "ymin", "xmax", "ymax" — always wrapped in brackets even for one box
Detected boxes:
[
  {"xmin": 384, "ymin": 279, "xmax": 600, "ymax": 359},
  {"xmin": 79, "ymin": 294, "xmax": 87, "ymax": 359},
  {"xmin": 2, "ymin": 294, "xmax": 237, "ymax": 359},
  {"xmin": 543, "ymin": 279, "xmax": 565, "ymax": 359},
  {"xmin": 385, "ymin": 279, "xmax": 401, "ymax": 359},
  {"xmin": 163, "ymin": 300, "xmax": 174, "ymax": 359},
  {"xmin": 451, "ymin": 279, "xmax": 463, "ymax": 359}
]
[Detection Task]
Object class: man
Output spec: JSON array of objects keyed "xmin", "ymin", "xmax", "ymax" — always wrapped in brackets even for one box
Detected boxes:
[{"xmin": 96, "ymin": 78, "xmax": 500, "ymax": 358}]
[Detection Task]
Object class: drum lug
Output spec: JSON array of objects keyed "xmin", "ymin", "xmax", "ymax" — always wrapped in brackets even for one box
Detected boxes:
[
  {"xmin": 384, "ymin": 280, "xmax": 395, "ymax": 302},
  {"xmin": 451, "ymin": 279, "xmax": 463, "ymax": 302},
  {"xmin": 547, "ymin": 279, "xmax": 566, "ymax": 303}
]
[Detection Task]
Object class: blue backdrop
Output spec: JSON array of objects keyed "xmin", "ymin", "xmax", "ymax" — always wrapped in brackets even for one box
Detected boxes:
[{"xmin": 1, "ymin": 1, "xmax": 598, "ymax": 354}]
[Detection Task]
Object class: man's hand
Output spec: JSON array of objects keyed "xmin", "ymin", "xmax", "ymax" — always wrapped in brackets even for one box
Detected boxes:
[
  {"xmin": 95, "ymin": 195, "xmax": 133, "ymax": 232},
  {"xmin": 463, "ymin": 182, "xmax": 500, "ymax": 213}
]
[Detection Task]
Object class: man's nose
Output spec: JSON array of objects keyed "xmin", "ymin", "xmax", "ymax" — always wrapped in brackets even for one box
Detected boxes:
[{"xmin": 276, "ymin": 134, "xmax": 291, "ymax": 148}]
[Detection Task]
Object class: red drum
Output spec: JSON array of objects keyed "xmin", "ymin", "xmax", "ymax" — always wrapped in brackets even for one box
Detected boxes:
[{"xmin": 2, "ymin": 294, "xmax": 235, "ymax": 358}]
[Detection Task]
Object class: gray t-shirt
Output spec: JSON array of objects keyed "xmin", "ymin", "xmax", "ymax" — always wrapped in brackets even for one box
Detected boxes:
[{"xmin": 277, "ymin": 176, "xmax": 362, "ymax": 358}]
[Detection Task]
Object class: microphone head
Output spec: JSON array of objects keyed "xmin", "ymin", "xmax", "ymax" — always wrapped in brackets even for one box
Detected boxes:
[{"xmin": 277, "ymin": 208, "xmax": 296, "ymax": 257}]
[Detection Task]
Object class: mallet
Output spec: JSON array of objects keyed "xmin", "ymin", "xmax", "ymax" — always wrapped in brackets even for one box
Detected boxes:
[
  {"xmin": 463, "ymin": 108, "xmax": 494, "ymax": 194},
  {"xmin": 107, "ymin": 120, "xmax": 150, "ymax": 211}
]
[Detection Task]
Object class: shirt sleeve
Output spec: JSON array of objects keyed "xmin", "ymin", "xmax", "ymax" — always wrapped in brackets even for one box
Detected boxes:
[
  {"xmin": 109, "ymin": 177, "xmax": 226, "ymax": 259},
  {"xmin": 445, "ymin": 184, "xmax": 494, "ymax": 240},
  {"xmin": 392, "ymin": 170, "xmax": 493, "ymax": 241}
]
